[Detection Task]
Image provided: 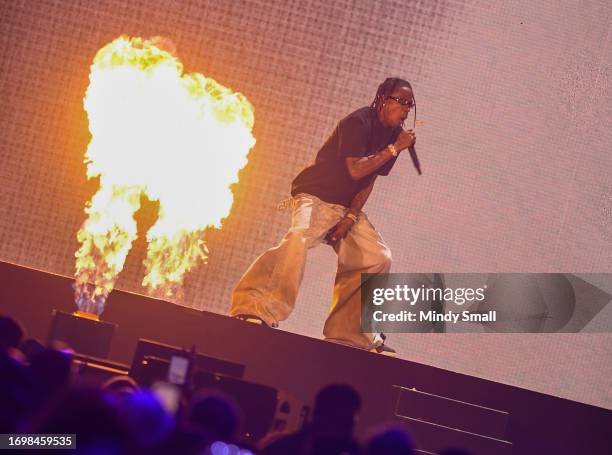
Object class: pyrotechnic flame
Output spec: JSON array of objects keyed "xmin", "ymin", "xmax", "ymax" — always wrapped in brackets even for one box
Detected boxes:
[{"xmin": 74, "ymin": 36, "xmax": 255, "ymax": 314}]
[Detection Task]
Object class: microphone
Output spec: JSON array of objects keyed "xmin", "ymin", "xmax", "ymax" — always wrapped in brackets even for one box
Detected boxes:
[
  {"xmin": 400, "ymin": 120, "xmax": 422, "ymax": 175},
  {"xmin": 408, "ymin": 145, "xmax": 422, "ymax": 175}
]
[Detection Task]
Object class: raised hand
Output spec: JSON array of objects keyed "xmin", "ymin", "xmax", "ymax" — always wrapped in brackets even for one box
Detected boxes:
[{"xmin": 394, "ymin": 129, "xmax": 416, "ymax": 151}]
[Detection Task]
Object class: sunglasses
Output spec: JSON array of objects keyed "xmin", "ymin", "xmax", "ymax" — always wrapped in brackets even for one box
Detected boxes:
[{"xmin": 387, "ymin": 95, "xmax": 414, "ymax": 109}]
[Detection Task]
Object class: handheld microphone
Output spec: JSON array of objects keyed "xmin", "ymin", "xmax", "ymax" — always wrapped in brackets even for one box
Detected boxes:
[
  {"xmin": 407, "ymin": 117, "xmax": 422, "ymax": 175},
  {"xmin": 409, "ymin": 145, "xmax": 421, "ymax": 175}
]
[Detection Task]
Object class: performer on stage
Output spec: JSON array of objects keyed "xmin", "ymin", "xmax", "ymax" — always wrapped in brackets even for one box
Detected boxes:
[{"xmin": 230, "ymin": 78, "xmax": 417, "ymax": 354}]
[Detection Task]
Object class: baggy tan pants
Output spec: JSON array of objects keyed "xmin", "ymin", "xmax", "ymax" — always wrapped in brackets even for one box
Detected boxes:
[{"xmin": 230, "ymin": 193, "xmax": 391, "ymax": 348}]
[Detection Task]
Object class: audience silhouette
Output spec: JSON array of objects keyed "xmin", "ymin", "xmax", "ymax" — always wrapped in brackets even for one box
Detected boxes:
[{"xmin": 0, "ymin": 314, "xmax": 477, "ymax": 454}]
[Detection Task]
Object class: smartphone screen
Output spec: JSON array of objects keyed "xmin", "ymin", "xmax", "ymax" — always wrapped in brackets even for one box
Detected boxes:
[{"xmin": 168, "ymin": 355, "xmax": 189, "ymax": 385}]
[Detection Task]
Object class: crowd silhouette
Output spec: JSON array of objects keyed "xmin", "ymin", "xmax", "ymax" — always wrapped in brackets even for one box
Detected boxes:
[{"xmin": 0, "ymin": 315, "xmax": 473, "ymax": 455}]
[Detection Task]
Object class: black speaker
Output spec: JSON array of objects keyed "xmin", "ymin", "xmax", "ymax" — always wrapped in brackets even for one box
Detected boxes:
[
  {"xmin": 133, "ymin": 355, "xmax": 275, "ymax": 441},
  {"xmin": 48, "ymin": 310, "xmax": 117, "ymax": 358},
  {"xmin": 193, "ymin": 370, "xmax": 278, "ymax": 442},
  {"xmin": 130, "ymin": 338, "xmax": 245, "ymax": 383}
]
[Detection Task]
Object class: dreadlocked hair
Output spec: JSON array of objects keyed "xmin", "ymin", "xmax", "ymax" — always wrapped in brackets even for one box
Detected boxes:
[{"xmin": 371, "ymin": 77, "xmax": 416, "ymax": 128}]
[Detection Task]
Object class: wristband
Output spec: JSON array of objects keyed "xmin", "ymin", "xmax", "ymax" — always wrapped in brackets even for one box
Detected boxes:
[
  {"xmin": 345, "ymin": 213, "xmax": 358, "ymax": 223},
  {"xmin": 387, "ymin": 144, "xmax": 398, "ymax": 157}
]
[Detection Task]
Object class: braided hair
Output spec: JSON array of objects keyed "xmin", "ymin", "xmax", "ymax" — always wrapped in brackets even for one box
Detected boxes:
[{"xmin": 371, "ymin": 77, "xmax": 416, "ymax": 128}]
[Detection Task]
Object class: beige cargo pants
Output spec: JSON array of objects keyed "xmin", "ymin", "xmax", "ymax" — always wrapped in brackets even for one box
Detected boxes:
[{"xmin": 230, "ymin": 193, "xmax": 391, "ymax": 348}]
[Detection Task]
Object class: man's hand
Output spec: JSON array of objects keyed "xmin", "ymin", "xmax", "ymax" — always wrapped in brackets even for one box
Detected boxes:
[
  {"xmin": 325, "ymin": 217, "xmax": 355, "ymax": 247},
  {"xmin": 394, "ymin": 129, "xmax": 416, "ymax": 151}
]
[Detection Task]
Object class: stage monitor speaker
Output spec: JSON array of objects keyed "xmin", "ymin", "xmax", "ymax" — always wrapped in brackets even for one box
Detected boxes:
[
  {"xmin": 48, "ymin": 310, "xmax": 116, "ymax": 358},
  {"xmin": 193, "ymin": 370, "xmax": 278, "ymax": 442},
  {"xmin": 130, "ymin": 338, "xmax": 245, "ymax": 383},
  {"xmin": 134, "ymin": 355, "xmax": 278, "ymax": 442},
  {"xmin": 133, "ymin": 355, "xmax": 308, "ymax": 443}
]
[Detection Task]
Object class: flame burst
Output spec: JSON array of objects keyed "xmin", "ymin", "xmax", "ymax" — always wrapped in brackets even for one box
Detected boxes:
[{"xmin": 74, "ymin": 36, "xmax": 255, "ymax": 314}]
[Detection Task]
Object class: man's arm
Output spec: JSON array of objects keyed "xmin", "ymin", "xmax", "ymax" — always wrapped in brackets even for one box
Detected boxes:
[
  {"xmin": 345, "ymin": 147, "xmax": 395, "ymax": 181},
  {"xmin": 346, "ymin": 174, "xmax": 376, "ymax": 218},
  {"xmin": 345, "ymin": 128, "xmax": 416, "ymax": 180},
  {"xmin": 325, "ymin": 175, "xmax": 377, "ymax": 245}
]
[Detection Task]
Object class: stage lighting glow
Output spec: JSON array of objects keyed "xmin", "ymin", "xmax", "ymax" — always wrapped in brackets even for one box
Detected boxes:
[{"xmin": 74, "ymin": 36, "xmax": 255, "ymax": 314}]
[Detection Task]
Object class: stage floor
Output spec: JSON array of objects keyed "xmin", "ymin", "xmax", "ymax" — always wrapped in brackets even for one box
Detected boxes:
[{"xmin": 1, "ymin": 260, "xmax": 610, "ymax": 454}]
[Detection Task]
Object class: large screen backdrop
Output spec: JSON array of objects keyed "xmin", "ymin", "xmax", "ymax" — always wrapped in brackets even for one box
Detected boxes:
[{"xmin": 1, "ymin": 0, "xmax": 610, "ymax": 409}]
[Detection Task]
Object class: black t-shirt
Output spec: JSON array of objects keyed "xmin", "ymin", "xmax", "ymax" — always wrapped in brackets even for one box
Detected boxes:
[{"xmin": 291, "ymin": 106, "xmax": 401, "ymax": 207}]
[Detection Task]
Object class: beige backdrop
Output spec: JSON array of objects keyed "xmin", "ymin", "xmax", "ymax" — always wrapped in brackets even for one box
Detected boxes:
[{"xmin": 1, "ymin": 0, "xmax": 610, "ymax": 409}]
